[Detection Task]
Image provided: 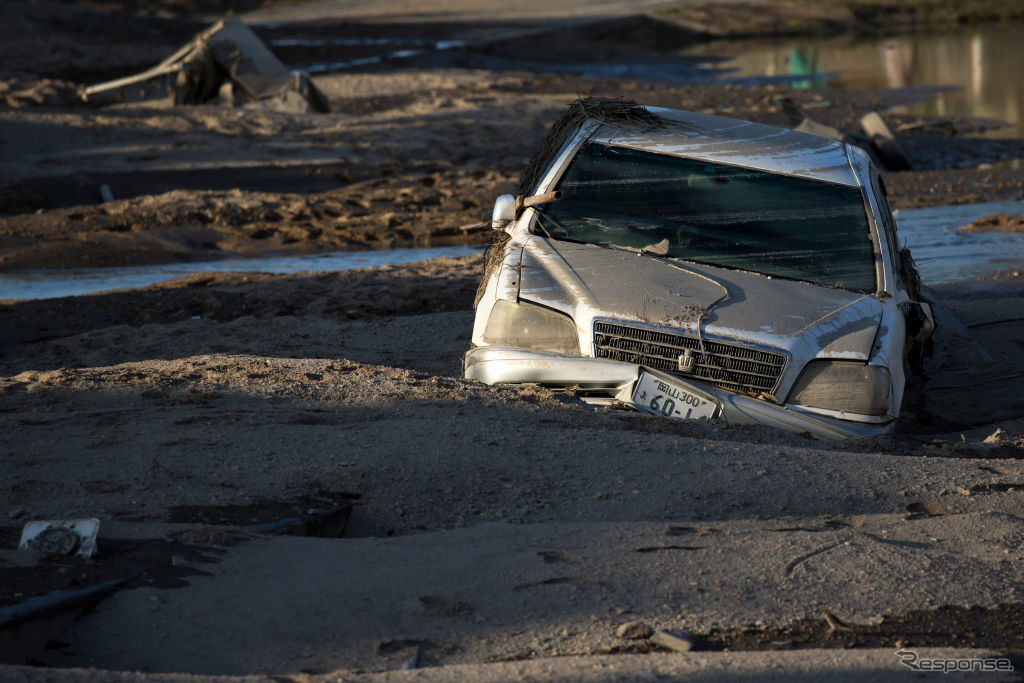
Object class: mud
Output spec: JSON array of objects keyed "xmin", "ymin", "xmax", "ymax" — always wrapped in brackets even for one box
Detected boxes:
[
  {"xmin": 701, "ymin": 603, "xmax": 1024, "ymax": 653},
  {"xmin": 958, "ymin": 214, "xmax": 1024, "ymax": 234},
  {"xmin": 0, "ymin": 253, "xmax": 484, "ymax": 347},
  {"xmin": 3, "ymin": 0, "xmax": 1024, "ymax": 679},
  {"xmin": 0, "ymin": 174, "xmax": 503, "ymax": 271}
]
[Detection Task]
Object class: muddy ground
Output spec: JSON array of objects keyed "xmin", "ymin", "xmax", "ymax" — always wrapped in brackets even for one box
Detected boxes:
[{"xmin": 2, "ymin": 0, "xmax": 1024, "ymax": 680}]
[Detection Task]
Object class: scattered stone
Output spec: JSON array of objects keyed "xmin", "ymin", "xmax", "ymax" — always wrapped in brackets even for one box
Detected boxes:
[
  {"xmin": 615, "ymin": 620, "xmax": 653, "ymax": 640},
  {"xmin": 650, "ymin": 630, "xmax": 696, "ymax": 652}
]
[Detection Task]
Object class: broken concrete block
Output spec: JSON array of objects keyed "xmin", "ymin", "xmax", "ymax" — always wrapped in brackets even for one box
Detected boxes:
[
  {"xmin": 83, "ymin": 16, "xmax": 329, "ymax": 113},
  {"xmin": 860, "ymin": 111, "xmax": 912, "ymax": 171},
  {"xmin": 780, "ymin": 97, "xmax": 912, "ymax": 171},
  {"xmin": 651, "ymin": 630, "xmax": 696, "ymax": 652},
  {"xmin": 615, "ymin": 620, "xmax": 653, "ymax": 639}
]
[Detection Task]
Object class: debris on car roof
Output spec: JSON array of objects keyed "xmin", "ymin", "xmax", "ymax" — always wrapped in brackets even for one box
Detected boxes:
[
  {"xmin": 82, "ymin": 16, "xmax": 330, "ymax": 114},
  {"xmin": 482, "ymin": 98, "xmax": 665, "ymax": 304},
  {"xmin": 516, "ymin": 97, "xmax": 666, "ymax": 198}
]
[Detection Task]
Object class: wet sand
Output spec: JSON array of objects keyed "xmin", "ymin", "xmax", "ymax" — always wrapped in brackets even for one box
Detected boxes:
[{"xmin": 3, "ymin": 0, "xmax": 1024, "ymax": 679}]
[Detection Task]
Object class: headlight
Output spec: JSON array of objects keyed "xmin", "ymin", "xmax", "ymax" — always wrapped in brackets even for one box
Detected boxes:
[
  {"xmin": 482, "ymin": 300, "xmax": 580, "ymax": 356},
  {"xmin": 787, "ymin": 360, "xmax": 891, "ymax": 417}
]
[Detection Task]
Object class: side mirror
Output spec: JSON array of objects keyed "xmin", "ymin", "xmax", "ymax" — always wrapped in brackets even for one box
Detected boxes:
[{"xmin": 491, "ymin": 194, "xmax": 516, "ymax": 230}]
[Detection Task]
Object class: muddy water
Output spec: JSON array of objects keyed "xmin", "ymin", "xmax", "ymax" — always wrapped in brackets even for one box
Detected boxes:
[
  {"xmin": 0, "ymin": 246, "xmax": 485, "ymax": 301},
  {"xmin": 895, "ymin": 200, "xmax": 1024, "ymax": 282},
  {"xmin": 3, "ymin": 201, "xmax": 1023, "ymax": 300},
  {"xmin": 697, "ymin": 24, "xmax": 1024, "ymax": 138},
  {"xmin": 272, "ymin": 18, "xmax": 1024, "ymax": 138}
]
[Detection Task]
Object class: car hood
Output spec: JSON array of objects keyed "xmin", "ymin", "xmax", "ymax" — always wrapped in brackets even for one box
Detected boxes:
[{"xmin": 517, "ymin": 237, "xmax": 882, "ymax": 359}]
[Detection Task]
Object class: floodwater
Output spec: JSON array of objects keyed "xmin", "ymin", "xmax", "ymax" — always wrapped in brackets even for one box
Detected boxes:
[
  {"xmin": 2, "ymin": 202, "xmax": 1023, "ymax": 301},
  {"xmin": 0, "ymin": 246, "xmax": 484, "ymax": 301},
  {"xmin": 282, "ymin": 20, "xmax": 1024, "ymax": 138},
  {"xmin": 894, "ymin": 200, "xmax": 1024, "ymax": 283},
  {"xmin": 696, "ymin": 24, "xmax": 1024, "ymax": 138}
]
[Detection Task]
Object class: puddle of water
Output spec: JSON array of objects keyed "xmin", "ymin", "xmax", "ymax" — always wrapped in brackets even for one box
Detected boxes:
[
  {"xmin": 693, "ymin": 24, "xmax": 1024, "ymax": 137},
  {"xmin": 0, "ymin": 246, "xmax": 484, "ymax": 302},
  {"xmin": 298, "ymin": 39, "xmax": 468, "ymax": 74},
  {"xmin": 895, "ymin": 200, "xmax": 1024, "ymax": 283}
]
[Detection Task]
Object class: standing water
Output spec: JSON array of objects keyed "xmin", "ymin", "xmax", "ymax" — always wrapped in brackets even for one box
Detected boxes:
[
  {"xmin": 2, "ymin": 202, "xmax": 1023, "ymax": 301},
  {"xmin": 689, "ymin": 24, "xmax": 1024, "ymax": 138},
  {"xmin": 0, "ymin": 246, "xmax": 485, "ymax": 301}
]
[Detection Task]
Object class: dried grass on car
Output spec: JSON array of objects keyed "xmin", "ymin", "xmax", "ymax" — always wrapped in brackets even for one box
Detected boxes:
[
  {"xmin": 514, "ymin": 97, "xmax": 665, "ymax": 198},
  {"xmin": 477, "ymin": 98, "xmax": 666, "ymax": 305}
]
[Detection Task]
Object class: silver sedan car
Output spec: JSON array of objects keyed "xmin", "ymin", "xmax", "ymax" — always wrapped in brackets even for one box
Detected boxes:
[{"xmin": 464, "ymin": 102, "xmax": 933, "ymax": 438}]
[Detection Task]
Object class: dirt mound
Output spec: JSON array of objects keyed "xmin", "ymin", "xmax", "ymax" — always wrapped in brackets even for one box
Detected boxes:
[
  {"xmin": 0, "ymin": 254, "xmax": 485, "ymax": 349},
  {"xmin": 957, "ymin": 214, "xmax": 1024, "ymax": 234},
  {"xmin": 0, "ymin": 170, "xmax": 508, "ymax": 270}
]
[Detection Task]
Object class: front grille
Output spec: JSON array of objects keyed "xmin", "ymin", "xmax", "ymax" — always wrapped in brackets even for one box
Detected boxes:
[{"xmin": 593, "ymin": 321, "xmax": 788, "ymax": 395}]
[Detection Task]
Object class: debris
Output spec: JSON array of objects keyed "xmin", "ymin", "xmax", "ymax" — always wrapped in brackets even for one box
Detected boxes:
[
  {"xmin": 984, "ymin": 428, "xmax": 1008, "ymax": 444},
  {"xmin": 515, "ymin": 97, "xmax": 665, "ymax": 197},
  {"xmin": 82, "ymin": 16, "xmax": 330, "ymax": 114},
  {"xmin": 860, "ymin": 112, "xmax": 912, "ymax": 171},
  {"xmin": 823, "ymin": 610, "xmax": 854, "ymax": 632},
  {"xmin": 1, "ymin": 78, "xmax": 81, "ymax": 109},
  {"xmin": 245, "ymin": 504, "xmax": 351, "ymax": 538},
  {"xmin": 18, "ymin": 518, "xmax": 100, "ymax": 558},
  {"xmin": 615, "ymin": 619, "xmax": 653, "ymax": 639},
  {"xmin": 515, "ymin": 190, "xmax": 562, "ymax": 212},
  {"xmin": 896, "ymin": 119, "xmax": 956, "ymax": 136},
  {"xmin": 780, "ymin": 98, "xmax": 912, "ymax": 171},
  {"xmin": 650, "ymin": 629, "xmax": 696, "ymax": 652},
  {"xmin": 404, "ymin": 646, "xmax": 423, "ymax": 670}
]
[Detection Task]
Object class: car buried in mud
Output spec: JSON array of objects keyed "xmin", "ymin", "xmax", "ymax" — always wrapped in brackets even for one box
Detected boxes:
[{"xmin": 464, "ymin": 100, "xmax": 934, "ymax": 439}]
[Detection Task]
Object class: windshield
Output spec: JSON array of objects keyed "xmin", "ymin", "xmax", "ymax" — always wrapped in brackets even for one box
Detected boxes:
[{"xmin": 536, "ymin": 143, "xmax": 877, "ymax": 292}]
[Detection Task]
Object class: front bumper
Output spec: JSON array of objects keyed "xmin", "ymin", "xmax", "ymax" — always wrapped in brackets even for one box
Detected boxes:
[{"xmin": 464, "ymin": 346, "xmax": 895, "ymax": 440}]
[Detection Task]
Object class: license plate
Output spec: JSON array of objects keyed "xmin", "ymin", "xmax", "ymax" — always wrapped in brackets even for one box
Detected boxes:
[{"xmin": 631, "ymin": 370, "xmax": 719, "ymax": 421}]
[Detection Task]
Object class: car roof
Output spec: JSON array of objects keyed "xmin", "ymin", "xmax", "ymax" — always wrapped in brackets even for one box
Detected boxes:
[{"xmin": 588, "ymin": 106, "xmax": 861, "ymax": 188}]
